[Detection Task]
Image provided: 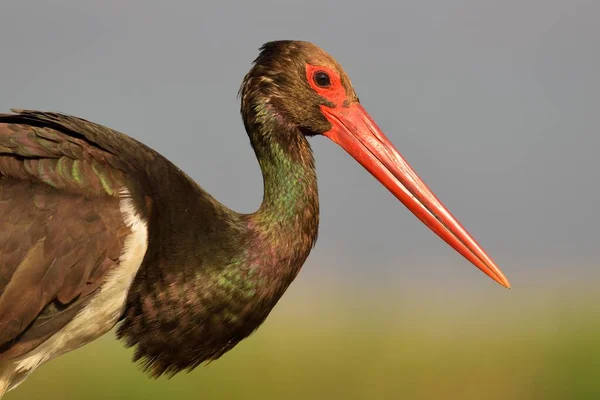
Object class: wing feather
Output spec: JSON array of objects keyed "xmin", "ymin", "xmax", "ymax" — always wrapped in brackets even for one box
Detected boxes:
[{"xmin": 0, "ymin": 114, "xmax": 135, "ymax": 360}]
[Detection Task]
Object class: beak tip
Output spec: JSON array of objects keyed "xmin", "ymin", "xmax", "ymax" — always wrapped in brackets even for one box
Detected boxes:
[{"xmin": 495, "ymin": 274, "xmax": 511, "ymax": 289}]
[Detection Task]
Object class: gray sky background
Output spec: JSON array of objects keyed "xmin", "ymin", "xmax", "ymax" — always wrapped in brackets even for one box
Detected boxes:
[{"xmin": 1, "ymin": 0, "xmax": 599, "ymax": 297}]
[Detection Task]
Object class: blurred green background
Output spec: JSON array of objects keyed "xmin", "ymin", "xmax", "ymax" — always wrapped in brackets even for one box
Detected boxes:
[{"xmin": 8, "ymin": 271, "xmax": 600, "ymax": 400}]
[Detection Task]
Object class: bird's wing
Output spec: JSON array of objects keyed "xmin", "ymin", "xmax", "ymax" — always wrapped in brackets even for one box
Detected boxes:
[{"xmin": 0, "ymin": 111, "xmax": 143, "ymax": 360}]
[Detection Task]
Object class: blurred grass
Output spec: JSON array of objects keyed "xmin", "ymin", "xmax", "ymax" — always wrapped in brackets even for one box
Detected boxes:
[{"xmin": 7, "ymin": 277, "xmax": 600, "ymax": 400}]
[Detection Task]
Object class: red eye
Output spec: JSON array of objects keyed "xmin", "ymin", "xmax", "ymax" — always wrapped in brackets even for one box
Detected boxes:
[{"xmin": 313, "ymin": 71, "xmax": 331, "ymax": 88}]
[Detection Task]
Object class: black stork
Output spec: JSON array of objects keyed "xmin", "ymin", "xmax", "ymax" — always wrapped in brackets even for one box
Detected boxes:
[{"xmin": 0, "ymin": 41, "xmax": 510, "ymax": 396}]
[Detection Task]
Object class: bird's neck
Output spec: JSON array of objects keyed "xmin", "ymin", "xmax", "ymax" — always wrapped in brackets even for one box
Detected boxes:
[
  {"xmin": 246, "ymin": 115, "xmax": 319, "ymax": 284},
  {"xmin": 117, "ymin": 108, "xmax": 320, "ymax": 373}
]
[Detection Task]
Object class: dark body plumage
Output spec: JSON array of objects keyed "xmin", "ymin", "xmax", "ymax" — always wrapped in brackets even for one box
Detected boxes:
[
  {"xmin": 0, "ymin": 41, "xmax": 348, "ymax": 392},
  {"xmin": 0, "ymin": 40, "xmax": 510, "ymax": 396}
]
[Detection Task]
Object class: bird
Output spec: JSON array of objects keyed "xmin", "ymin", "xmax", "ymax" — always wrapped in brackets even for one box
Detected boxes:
[{"xmin": 0, "ymin": 40, "xmax": 510, "ymax": 396}]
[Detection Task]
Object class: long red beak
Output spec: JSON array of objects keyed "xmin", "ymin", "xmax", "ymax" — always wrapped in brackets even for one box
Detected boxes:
[{"xmin": 322, "ymin": 103, "xmax": 510, "ymax": 288}]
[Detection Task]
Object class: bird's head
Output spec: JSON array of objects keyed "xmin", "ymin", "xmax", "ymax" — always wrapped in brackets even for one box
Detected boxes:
[
  {"xmin": 240, "ymin": 40, "xmax": 358, "ymax": 135},
  {"xmin": 240, "ymin": 40, "xmax": 510, "ymax": 289}
]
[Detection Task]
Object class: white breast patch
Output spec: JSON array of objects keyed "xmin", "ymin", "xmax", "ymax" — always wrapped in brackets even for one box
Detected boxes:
[{"xmin": 12, "ymin": 190, "xmax": 148, "ymax": 379}]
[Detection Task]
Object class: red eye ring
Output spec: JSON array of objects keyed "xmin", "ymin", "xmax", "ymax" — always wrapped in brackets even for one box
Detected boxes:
[{"xmin": 306, "ymin": 64, "xmax": 347, "ymax": 106}]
